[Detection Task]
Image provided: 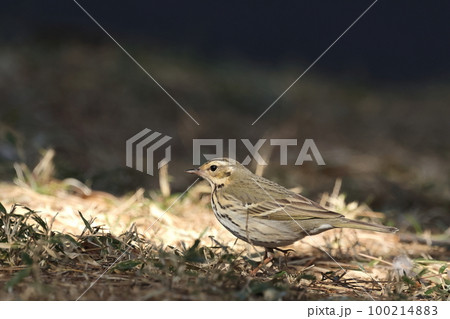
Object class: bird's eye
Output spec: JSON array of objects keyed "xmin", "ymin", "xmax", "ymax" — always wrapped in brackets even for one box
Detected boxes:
[{"xmin": 209, "ymin": 165, "xmax": 217, "ymax": 172}]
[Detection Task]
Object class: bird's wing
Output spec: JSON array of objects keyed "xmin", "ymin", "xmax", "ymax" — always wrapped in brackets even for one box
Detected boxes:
[
  {"xmin": 246, "ymin": 194, "xmax": 343, "ymax": 221},
  {"xmin": 224, "ymin": 176, "xmax": 343, "ymax": 221}
]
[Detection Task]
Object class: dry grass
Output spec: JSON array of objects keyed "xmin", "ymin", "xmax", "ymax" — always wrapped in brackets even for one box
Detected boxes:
[{"xmin": 0, "ymin": 152, "xmax": 449, "ymax": 300}]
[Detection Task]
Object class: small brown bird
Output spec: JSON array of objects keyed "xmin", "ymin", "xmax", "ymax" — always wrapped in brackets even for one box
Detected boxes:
[{"xmin": 187, "ymin": 158, "xmax": 398, "ymax": 271}]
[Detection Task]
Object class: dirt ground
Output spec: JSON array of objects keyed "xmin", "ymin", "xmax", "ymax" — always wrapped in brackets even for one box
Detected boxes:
[{"xmin": 0, "ymin": 171, "xmax": 448, "ymax": 300}]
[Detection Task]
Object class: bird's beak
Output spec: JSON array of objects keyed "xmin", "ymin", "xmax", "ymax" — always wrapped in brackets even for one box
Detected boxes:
[{"xmin": 185, "ymin": 168, "xmax": 200, "ymax": 175}]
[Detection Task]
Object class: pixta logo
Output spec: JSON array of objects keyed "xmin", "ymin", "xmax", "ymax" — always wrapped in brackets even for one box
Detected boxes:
[
  {"xmin": 126, "ymin": 130, "xmax": 326, "ymax": 175},
  {"xmin": 126, "ymin": 129, "xmax": 172, "ymax": 176}
]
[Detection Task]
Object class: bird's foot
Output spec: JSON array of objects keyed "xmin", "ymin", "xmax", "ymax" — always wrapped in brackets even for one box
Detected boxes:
[
  {"xmin": 249, "ymin": 248, "xmax": 274, "ymax": 276},
  {"xmin": 274, "ymin": 247, "xmax": 295, "ymax": 268},
  {"xmin": 274, "ymin": 247, "xmax": 295, "ymax": 256}
]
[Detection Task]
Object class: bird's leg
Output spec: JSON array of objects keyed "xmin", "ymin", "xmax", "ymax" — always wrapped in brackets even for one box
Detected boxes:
[
  {"xmin": 249, "ymin": 248, "xmax": 274, "ymax": 276},
  {"xmin": 274, "ymin": 247, "xmax": 294, "ymax": 268}
]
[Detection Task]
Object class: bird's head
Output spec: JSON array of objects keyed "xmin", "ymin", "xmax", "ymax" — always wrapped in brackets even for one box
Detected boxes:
[{"xmin": 186, "ymin": 157, "xmax": 247, "ymax": 188}]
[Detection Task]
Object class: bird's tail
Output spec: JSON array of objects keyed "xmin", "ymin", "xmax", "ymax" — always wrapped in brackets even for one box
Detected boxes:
[{"xmin": 333, "ymin": 218, "xmax": 398, "ymax": 233}]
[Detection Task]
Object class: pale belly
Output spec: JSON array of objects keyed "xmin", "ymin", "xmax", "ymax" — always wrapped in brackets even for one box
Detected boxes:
[{"xmin": 211, "ymin": 199, "xmax": 302, "ymax": 248}]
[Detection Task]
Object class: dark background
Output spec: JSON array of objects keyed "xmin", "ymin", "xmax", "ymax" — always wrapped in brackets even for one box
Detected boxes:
[
  {"xmin": 2, "ymin": 1, "xmax": 450, "ymax": 81},
  {"xmin": 0, "ymin": 1, "xmax": 449, "ymax": 231}
]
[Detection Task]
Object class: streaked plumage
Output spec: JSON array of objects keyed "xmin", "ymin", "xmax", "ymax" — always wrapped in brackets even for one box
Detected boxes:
[{"xmin": 187, "ymin": 158, "xmax": 397, "ymax": 260}]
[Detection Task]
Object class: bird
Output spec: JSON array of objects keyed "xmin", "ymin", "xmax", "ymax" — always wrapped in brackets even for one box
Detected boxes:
[{"xmin": 186, "ymin": 157, "xmax": 398, "ymax": 273}]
